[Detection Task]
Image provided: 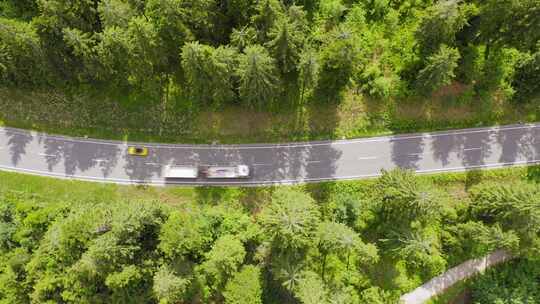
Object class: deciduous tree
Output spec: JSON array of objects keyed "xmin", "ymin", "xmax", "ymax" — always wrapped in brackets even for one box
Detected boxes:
[
  {"xmin": 513, "ymin": 50, "xmax": 540, "ymax": 101},
  {"xmin": 198, "ymin": 235, "xmax": 246, "ymax": 299},
  {"xmin": 153, "ymin": 266, "xmax": 190, "ymax": 304},
  {"xmin": 316, "ymin": 25, "xmax": 360, "ymax": 102},
  {"xmin": 294, "ymin": 271, "xmax": 328, "ymax": 304},
  {"xmin": 415, "ymin": 0, "xmax": 470, "ymax": 57},
  {"xmin": 479, "ymin": 0, "xmax": 540, "ymax": 53},
  {"xmin": 159, "ymin": 211, "xmax": 212, "ymax": 262},
  {"xmin": 223, "ymin": 265, "xmax": 263, "ymax": 304}
]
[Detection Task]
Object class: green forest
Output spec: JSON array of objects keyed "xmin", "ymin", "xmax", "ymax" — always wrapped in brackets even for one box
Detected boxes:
[
  {"xmin": 1, "ymin": 168, "xmax": 540, "ymax": 303},
  {"xmin": 1, "ymin": 0, "xmax": 539, "ymax": 143},
  {"xmin": 467, "ymin": 259, "xmax": 540, "ymax": 304},
  {"xmin": 2, "ymin": 1, "xmax": 540, "ymax": 303}
]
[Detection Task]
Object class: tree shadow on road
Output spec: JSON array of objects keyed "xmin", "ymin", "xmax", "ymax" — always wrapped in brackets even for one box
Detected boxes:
[
  {"xmin": 5, "ymin": 129, "xmax": 32, "ymax": 166},
  {"xmin": 38, "ymin": 136, "xmax": 121, "ymax": 177},
  {"xmin": 430, "ymin": 128, "xmax": 494, "ymax": 171},
  {"xmin": 391, "ymin": 135, "xmax": 425, "ymax": 170},
  {"xmin": 496, "ymin": 125, "xmax": 539, "ymax": 164}
]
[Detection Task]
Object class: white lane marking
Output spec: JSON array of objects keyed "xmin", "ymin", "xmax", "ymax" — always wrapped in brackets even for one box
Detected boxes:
[
  {"xmin": 306, "ymin": 160, "xmax": 322, "ymax": 164},
  {"xmin": 253, "ymin": 163, "xmax": 272, "ymax": 166},
  {"xmin": 145, "ymin": 162, "xmax": 162, "ymax": 166},
  {"xmin": 2, "ymin": 123, "xmax": 540, "ymax": 150},
  {"xmin": 4, "ymin": 159, "xmax": 540, "ymax": 186},
  {"xmin": 38, "ymin": 153, "xmax": 57, "ymax": 157},
  {"xmin": 358, "ymin": 156, "xmax": 377, "ymax": 160},
  {"xmin": 409, "ymin": 153, "xmax": 423, "ymax": 156},
  {"xmin": 464, "ymin": 147, "xmax": 482, "ymax": 151},
  {"xmin": 93, "ymin": 159, "xmax": 108, "ymax": 163},
  {"xmin": 414, "ymin": 161, "xmax": 534, "ymax": 174}
]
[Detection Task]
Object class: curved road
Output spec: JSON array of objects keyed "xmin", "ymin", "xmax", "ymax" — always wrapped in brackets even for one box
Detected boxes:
[{"xmin": 1, "ymin": 124, "xmax": 540, "ymax": 186}]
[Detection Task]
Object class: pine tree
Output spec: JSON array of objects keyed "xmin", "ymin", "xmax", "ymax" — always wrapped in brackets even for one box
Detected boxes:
[
  {"xmin": 298, "ymin": 48, "xmax": 319, "ymax": 103},
  {"xmin": 236, "ymin": 45, "xmax": 280, "ymax": 108},
  {"xmin": 251, "ymin": 0, "xmax": 284, "ymax": 42},
  {"xmin": 267, "ymin": 19, "xmax": 304, "ymax": 75},
  {"xmin": 415, "ymin": 45, "xmax": 460, "ymax": 95},
  {"xmin": 259, "ymin": 188, "xmax": 321, "ymax": 250}
]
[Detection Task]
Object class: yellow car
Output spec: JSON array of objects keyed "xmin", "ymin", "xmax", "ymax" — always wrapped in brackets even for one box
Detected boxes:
[{"xmin": 127, "ymin": 146, "xmax": 149, "ymax": 157}]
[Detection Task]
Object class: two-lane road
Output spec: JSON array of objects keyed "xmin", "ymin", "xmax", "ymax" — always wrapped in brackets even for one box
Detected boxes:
[{"xmin": 1, "ymin": 124, "xmax": 540, "ymax": 185}]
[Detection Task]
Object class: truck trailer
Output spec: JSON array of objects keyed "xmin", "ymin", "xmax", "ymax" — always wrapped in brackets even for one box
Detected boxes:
[
  {"xmin": 204, "ymin": 165, "xmax": 250, "ymax": 179},
  {"xmin": 164, "ymin": 166, "xmax": 199, "ymax": 179}
]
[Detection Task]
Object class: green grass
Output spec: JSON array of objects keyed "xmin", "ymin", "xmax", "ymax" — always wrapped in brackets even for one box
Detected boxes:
[
  {"xmin": 0, "ymin": 164, "xmax": 536, "ymax": 225},
  {"xmin": 1, "ymin": 86, "xmax": 539, "ymax": 144},
  {"xmin": 1, "ymin": 163, "xmax": 537, "ymax": 208},
  {"xmin": 426, "ymin": 280, "xmax": 470, "ymax": 304},
  {"xmin": 0, "ymin": 170, "xmax": 198, "ymax": 207}
]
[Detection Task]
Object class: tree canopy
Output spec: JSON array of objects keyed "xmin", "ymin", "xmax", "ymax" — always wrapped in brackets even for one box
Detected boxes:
[
  {"xmin": 2, "ymin": 167, "xmax": 540, "ymax": 303},
  {"xmin": 1, "ymin": 0, "xmax": 538, "ymax": 108}
]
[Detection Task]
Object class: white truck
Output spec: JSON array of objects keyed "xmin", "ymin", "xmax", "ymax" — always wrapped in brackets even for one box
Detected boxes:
[
  {"xmin": 164, "ymin": 166, "xmax": 199, "ymax": 179},
  {"xmin": 204, "ymin": 165, "xmax": 250, "ymax": 179}
]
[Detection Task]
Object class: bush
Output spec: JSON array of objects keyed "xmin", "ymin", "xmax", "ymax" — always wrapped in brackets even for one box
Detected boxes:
[
  {"xmin": 470, "ymin": 259, "xmax": 540, "ymax": 303},
  {"xmin": 513, "ymin": 51, "xmax": 540, "ymax": 102}
]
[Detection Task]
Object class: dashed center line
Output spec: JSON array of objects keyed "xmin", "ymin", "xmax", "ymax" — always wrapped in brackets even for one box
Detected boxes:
[
  {"xmin": 145, "ymin": 162, "xmax": 162, "ymax": 166},
  {"xmin": 358, "ymin": 156, "xmax": 377, "ymax": 160},
  {"xmin": 306, "ymin": 160, "xmax": 322, "ymax": 164},
  {"xmin": 94, "ymin": 159, "xmax": 108, "ymax": 163},
  {"xmin": 38, "ymin": 153, "xmax": 57, "ymax": 157},
  {"xmin": 464, "ymin": 147, "xmax": 482, "ymax": 151}
]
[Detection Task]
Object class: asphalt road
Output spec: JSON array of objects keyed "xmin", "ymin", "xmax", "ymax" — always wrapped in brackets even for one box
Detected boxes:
[{"xmin": 1, "ymin": 124, "xmax": 540, "ymax": 186}]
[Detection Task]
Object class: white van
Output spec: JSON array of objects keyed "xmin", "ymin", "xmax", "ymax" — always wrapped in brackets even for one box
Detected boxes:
[
  {"xmin": 205, "ymin": 165, "xmax": 250, "ymax": 179},
  {"xmin": 164, "ymin": 166, "xmax": 199, "ymax": 179}
]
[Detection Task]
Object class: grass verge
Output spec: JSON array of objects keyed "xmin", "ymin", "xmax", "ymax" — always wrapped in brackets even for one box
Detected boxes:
[
  {"xmin": 1, "ymin": 163, "xmax": 538, "ymax": 209},
  {"xmin": 1, "ymin": 86, "xmax": 539, "ymax": 144}
]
